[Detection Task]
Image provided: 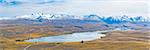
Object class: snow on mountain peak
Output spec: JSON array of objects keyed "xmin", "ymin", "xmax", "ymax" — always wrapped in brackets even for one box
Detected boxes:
[{"xmin": 1, "ymin": 13, "xmax": 150, "ymax": 24}]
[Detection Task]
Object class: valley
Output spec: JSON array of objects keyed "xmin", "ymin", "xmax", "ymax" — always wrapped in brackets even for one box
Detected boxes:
[{"xmin": 0, "ymin": 18, "xmax": 150, "ymax": 50}]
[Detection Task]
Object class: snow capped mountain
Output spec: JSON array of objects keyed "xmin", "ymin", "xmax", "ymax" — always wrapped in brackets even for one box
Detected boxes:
[
  {"xmin": 1, "ymin": 13, "xmax": 150, "ymax": 24},
  {"xmin": 99, "ymin": 15, "xmax": 150, "ymax": 24},
  {"xmin": 83, "ymin": 14, "xmax": 100, "ymax": 20},
  {"xmin": 15, "ymin": 14, "xmax": 77, "ymax": 20}
]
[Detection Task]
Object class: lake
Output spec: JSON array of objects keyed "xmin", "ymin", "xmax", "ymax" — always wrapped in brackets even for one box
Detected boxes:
[{"xmin": 25, "ymin": 30, "xmax": 109, "ymax": 42}]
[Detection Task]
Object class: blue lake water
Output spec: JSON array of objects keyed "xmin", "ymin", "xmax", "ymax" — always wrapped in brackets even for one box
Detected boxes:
[{"xmin": 25, "ymin": 31, "xmax": 108, "ymax": 42}]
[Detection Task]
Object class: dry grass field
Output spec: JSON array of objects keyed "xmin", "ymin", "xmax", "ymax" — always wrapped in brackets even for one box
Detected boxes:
[{"xmin": 0, "ymin": 30, "xmax": 150, "ymax": 50}]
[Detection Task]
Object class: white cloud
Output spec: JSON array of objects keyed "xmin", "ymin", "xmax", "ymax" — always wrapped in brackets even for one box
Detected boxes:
[{"xmin": 0, "ymin": 0, "xmax": 149, "ymax": 17}]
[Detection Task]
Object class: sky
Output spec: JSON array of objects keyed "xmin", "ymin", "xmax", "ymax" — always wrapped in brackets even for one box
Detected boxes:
[{"xmin": 0, "ymin": 0, "xmax": 149, "ymax": 18}]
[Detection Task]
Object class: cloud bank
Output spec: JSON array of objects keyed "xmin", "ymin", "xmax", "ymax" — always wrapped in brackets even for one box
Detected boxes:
[{"xmin": 0, "ymin": 0, "xmax": 149, "ymax": 18}]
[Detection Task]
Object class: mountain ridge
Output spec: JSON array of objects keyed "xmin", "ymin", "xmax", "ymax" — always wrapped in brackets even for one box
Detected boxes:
[{"xmin": 0, "ymin": 13, "xmax": 149, "ymax": 24}]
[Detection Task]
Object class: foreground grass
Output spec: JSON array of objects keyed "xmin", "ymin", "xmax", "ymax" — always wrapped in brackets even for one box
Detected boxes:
[{"xmin": 0, "ymin": 41, "xmax": 149, "ymax": 50}]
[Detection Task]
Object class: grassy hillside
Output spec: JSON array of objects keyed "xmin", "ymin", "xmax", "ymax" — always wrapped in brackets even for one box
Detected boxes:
[{"xmin": 0, "ymin": 30, "xmax": 149, "ymax": 50}]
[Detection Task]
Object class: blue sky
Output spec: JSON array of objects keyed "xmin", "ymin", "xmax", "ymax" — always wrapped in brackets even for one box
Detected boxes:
[{"xmin": 0, "ymin": 0, "xmax": 149, "ymax": 18}]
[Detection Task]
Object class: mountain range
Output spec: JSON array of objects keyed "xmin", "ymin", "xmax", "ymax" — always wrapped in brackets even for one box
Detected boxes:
[
  {"xmin": 0, "ymin": 13, "xmax": 150, "ymax": 34},
  {"xmin": 3, "ymin": 13, "xmax": 148, "ymax": 24}
]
